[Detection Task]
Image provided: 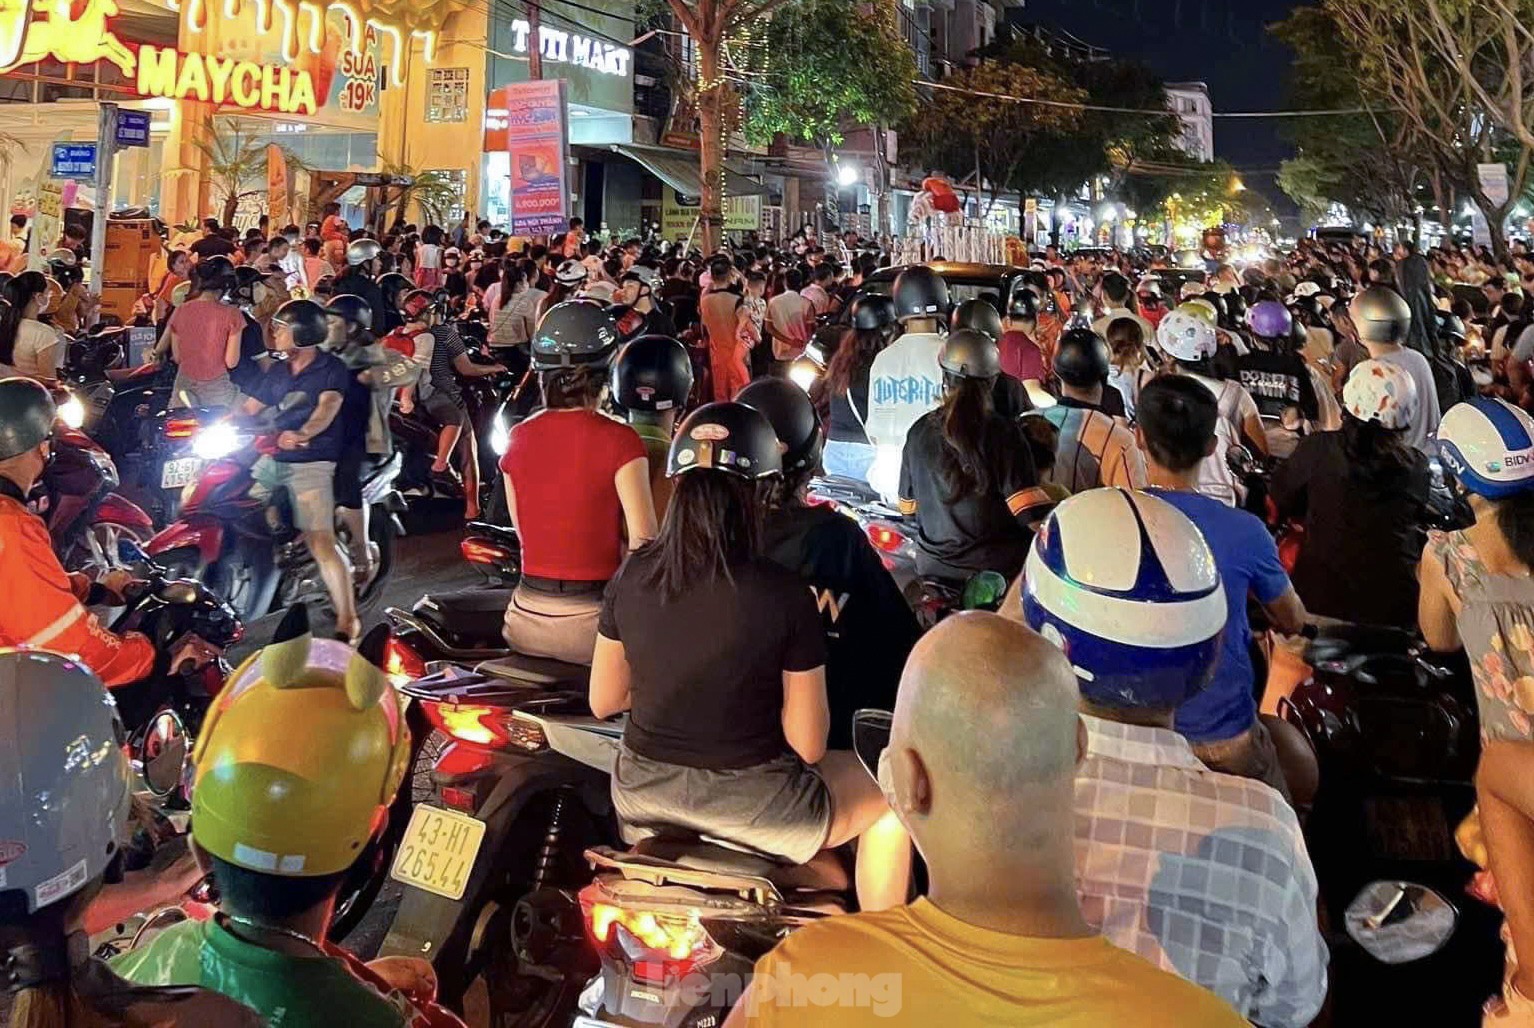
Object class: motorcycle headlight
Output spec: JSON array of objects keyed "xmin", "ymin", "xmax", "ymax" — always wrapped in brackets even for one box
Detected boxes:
[
  {"xmin": 58, "ymin": 393, "xmax": 86, "ymax": 430},
  {"xmin": 788, "ymin": 360, "xmax": 820, "ymax": 394},
  {"xmin": 490, "ymin": 412, "xmax": 510, "ymax": 457},
  {"xmin": 192, "ymin": 422, "xmax": 242, "ymax": 461}
]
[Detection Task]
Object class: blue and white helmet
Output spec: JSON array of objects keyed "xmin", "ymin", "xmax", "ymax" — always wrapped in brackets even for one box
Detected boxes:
[
  {"xmin": 1438, "ymin": 397, "xmax": 1534, "ymax": 499},
  {"xmin": 1022, "ymin": 489, "xmax": 1227, "ymax": 710}
]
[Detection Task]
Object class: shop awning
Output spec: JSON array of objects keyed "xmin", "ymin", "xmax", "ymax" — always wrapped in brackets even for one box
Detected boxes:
[{"xmin": 608, "ymin": 145, "xmax": 769, "ymax": 198}]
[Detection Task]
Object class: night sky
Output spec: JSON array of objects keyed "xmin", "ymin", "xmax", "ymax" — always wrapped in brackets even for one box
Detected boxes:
[{"xmin": 1019, "ymin": 0, "xmax": 1312, "ymax": 212}]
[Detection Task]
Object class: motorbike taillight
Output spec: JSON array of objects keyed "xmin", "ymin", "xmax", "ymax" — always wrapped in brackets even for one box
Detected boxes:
[
  {"xmin": 865, "ymin": 523, "xmax": 907, "ymax": 553},
  {"xmin": 579, "ymin": 885, "xmax": 722, "ymax": 983},
  {"xmin": 420, "ymin": 700, "xmax": 548, "ymax": 752},
  {"xmin": 383, "ymin": 635, "xmax": 427, "ymax": 684},
  {"xmin": 163, "ymin": 417, "xmax": 199, "ymax": 440},
  {"xmin": 460, "ymin": 538, "xmax": 515, "ymax": 566}
]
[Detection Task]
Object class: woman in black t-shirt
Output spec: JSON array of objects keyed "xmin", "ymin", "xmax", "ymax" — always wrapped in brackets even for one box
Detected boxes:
[
  {"xmin": 592, "ymin": 401, "xmax": 910, "ymax": 911},
  {"xmin": 1271, "ymin": 357, "xmax": 1432, "ymax": 628},
  {"xmin": 811, "ymin": 294, "xmax": 897, "ymax": 484}
]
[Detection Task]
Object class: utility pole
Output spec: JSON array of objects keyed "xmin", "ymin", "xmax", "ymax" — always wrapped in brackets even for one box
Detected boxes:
[
  {"xmin": 528, "ymin": 0, "xmax": 543, "ymax": 79},
  {"xmin": 89, "ymin": 102, "xmax": 118, "ymax": 299}
]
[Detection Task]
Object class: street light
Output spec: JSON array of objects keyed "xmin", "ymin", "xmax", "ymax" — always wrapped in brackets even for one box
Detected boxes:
[{"xmin": 836, "ymin": 162, "xmax": 860, "ymax": 187}]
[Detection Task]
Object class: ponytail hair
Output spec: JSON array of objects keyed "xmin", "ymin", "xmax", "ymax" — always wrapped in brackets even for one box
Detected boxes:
[{"xmin": 936, "ymin": 373, "xmax": 999, "ymax": 501}]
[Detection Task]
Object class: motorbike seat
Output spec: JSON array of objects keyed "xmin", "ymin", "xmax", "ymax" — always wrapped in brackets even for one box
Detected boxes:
[
  {"xmin": 476, "ymin": 652, "xmax": 590, "ymax": 689},
  {"xmin": 415, "ymin": 589, "xmax": 514, "ymax": 651},
  {"xmin": 465, "ymin": 521, "xmax": 520, "ymax": 548},
  {"xmin": 631, "ymin": 836, "xmax": 852, "ymax": 894}
]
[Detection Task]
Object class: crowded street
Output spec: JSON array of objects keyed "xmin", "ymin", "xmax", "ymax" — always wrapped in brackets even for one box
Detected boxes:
[{"xmin": 8, "ymin": 0, "xmax": 1534, "ymax": 1026}]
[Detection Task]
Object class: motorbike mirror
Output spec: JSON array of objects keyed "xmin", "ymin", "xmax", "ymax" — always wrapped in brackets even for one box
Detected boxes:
[
  {"xmin": 851, "ymin": 708, "xmax": 893, "ymax": 780},
  {"xmin": 137, "ymin": 709, "xmax": 189, "ymax": 798},
  {"xmin": 1344, "ymin": 880, "xmax": 1458, "ymax": 964},
  {"xmin": 1226, "ymin": 444, "xmax": 1255, "ymax": 477},
  {"xmin": 961, "ymin": 570, "xmax": 1008, "ymax": 612}
]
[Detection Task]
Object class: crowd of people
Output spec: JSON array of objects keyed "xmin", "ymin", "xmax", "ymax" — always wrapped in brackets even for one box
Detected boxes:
[{"xmin": 3, "ymin": 211, "xmax": 1534, "ymax": 1026}]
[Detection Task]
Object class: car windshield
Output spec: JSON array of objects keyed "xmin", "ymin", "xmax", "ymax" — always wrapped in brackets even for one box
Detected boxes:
[{"xmin": 862, "ymin": 277, "xmax": 1008, "ymax": 311}]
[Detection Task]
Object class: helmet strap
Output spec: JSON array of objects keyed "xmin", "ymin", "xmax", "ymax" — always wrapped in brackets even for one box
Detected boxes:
[{"xmin": 3, "ymin": 931, "xmax": 84, "ymax": 992}]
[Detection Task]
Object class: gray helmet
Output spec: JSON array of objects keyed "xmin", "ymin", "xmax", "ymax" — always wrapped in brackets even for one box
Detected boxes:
[
  {"xmin": 951, "ymin": 299, "xmax": 1003, "ymax": 341},
  {"xmin": 939, "ymin": 328, "xmax": 1001, "ymax": 379},
  {"xmin": 892, "ymin": 265, "xmax": 950, "ymax": 321},
  {"xmin": 532, "ymin": 300, "xmax": 621, "ymax": 369},
  {"xmin": 1353, "ymin": 285, "xmax": 1411, "ymax": 344},
  {"xmin": 0, "ymin": 649, "xmax": 131, "ymax": 915},
  {"xmin": 0, "ymin": 377, "xmax": 55, "ymax": 461},
  {"xmin": 345, "ymin": 238, "xmax": 383, "ymax": 268}
]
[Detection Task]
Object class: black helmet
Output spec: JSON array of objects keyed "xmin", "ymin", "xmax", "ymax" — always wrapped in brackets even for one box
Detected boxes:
[
  {"xmin": 231, "ymin": 265, "xmax": 264, "ymax": 305},
  {"xmin": 1436, "ymin": 309, "xmax": 1467, "ymax": 344},
  {"xmin": 195, "ymin": 255, "xmax": 236, "ymax": 296},
  {"xmin": 324, "ymin": 293, "xmax": 374, "ymax": 333},
  {"xmin": 378, "ymin": 272, "xmax": 412, "ymax": 305},
  {"xmin": 736, "ymin": 377, "xmax": 823, "ymax": 475},
  {"xmin": 848, "ymin": 293, "xmax": 898, "ymax": 332},
  {"xmin": 666, "ymin": 401, "xmax": 782, "ymax": 480},
  {"xmin": 1222, "ymin": 291, "xmax": 1248, "ymax": 328},
  {"xmin": 1007, "ymin": 288, "xmax": 1039, "ymax": 320},
  {"xmin": 1353, "ymin": 285, "xmax": 1411, "ymax": 344},
  {"xmin": 613, "ymin": 335, "xmax": 693, "ymax": 413},
  {"xmin": 271, "ymin": 299, "xmax": 330, "ymax": 347},
  {"xmin": 950, "ymin": 298, "xmax": 1003, "ymax": 341},
  {"xmin": 532, "ymin": 300, "xmax": 621, "ymax": 369},
  {"xmin": 938, "ymin": 327, "xmax": 1000, "ymax": 379},
  {"xmin": 1053, "ymin": 328, "xmax": 1111, "ymax": 388},
  {"xmin": 0, "ymin": 377, "xmax": 55, "ymax": 460},
  {"xmin": 46, "ymin": 253, "xmax": 82, "ymax": 290},
  {"xmin": 1200, "ymin": 291, "xmax": 1228, "ymax": 324},
  {"xmin": 891, "ymin": 265, "xmax": 950, "ymax": 321}
]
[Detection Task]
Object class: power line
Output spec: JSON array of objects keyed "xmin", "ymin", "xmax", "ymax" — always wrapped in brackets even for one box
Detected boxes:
[{"xmin": 921, "ymin": 78, "xmax": 1382, "ymax": 118}]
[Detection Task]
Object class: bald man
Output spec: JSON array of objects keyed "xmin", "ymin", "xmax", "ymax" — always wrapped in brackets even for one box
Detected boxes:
[{"xmin": 722, "ymin": 614, "xmax": 1243, "ymax": 1027}]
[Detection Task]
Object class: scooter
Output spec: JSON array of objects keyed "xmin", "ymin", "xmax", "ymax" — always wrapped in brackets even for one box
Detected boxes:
[
  {"xmin": 805, "ymin": 475, "xmax": 918, "ymax": 594},
  {"xmin": 144, "ymin": 413, "xmax": 406, "ymax": 623},
  {"xmin": 31, "ymin": 422, "xmax": 155, "ymax": 577}
]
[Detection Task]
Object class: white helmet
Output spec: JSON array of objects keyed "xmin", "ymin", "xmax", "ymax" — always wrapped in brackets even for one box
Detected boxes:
[
  {"xmin": 555, "ymin": 259, "xmax": 589, "ymax": 287},
  {"xmin": 1343, "ymin": 358, "xmax": 1419, "ymax": 431},
  {"xmin": 0, "ymin": 649, "xmax": 130, "ymax": 914},
  {"xmin": 1438, "ymin": 398, "xmax": 1534, "ymax": 499},
  {"xmin": 1156, "ymin": 307, "xmax": 1219, "ymax": 362},
  {"xmin": 345, "ymin": 238, "xmax": 382, "ymax": 267},
  {"xmin": 1291, "ymin": 280, "xmax": 1324, "ymax": 299},
  {"xmin": 1179, "ymin": 280, "xmax": 1207, "ymax": 301}
]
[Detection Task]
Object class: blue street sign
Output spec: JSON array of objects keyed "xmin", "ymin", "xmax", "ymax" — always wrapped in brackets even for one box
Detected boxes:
[
  {"xmin": 115, "ymin": 111, "xmax": 151, "ymax": 148},
  {"xmin": 50, "ymin": 143, "xmax": 97, "ymax": 180}
]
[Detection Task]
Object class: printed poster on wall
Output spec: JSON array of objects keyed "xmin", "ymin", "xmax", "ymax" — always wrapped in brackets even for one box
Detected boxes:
[
  {"xmin": 661, "ymin": 190, "xmax": 760, "ymax": 240},
  {"xmin": 485, "ymin": 80, "xmax": 570, "ymax": 236},
  {"xmin": 266, "ymin": 145, "xmax": 288, "ymax": 227}
]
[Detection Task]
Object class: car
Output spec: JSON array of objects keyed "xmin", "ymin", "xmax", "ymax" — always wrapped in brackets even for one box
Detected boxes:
[{"xmin": 810, "ymin": 262, "xmax": 1033, "ymax": 359}]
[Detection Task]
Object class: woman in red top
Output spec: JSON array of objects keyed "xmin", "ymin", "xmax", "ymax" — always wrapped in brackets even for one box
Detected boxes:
[{"xmin": 499, "ymin": 302, "xmax": 657, "ymax": 664}]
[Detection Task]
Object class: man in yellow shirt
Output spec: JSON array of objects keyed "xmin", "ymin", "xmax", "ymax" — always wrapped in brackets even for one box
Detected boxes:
[{"xmin": 723, "ymin": 613, "xmax": 1244, "ymax": 1027}]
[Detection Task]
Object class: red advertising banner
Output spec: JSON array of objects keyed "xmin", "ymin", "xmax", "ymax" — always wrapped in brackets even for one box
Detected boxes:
[{"xmin": 485, "ymin": 80, "xmax": 570, "ymax": 236}]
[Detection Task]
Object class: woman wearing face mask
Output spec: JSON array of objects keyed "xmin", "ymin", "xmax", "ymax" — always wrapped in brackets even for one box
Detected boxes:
[{"xmin": 1422, "ymin": 397, "xmax": 1534, "ymax": 1026}]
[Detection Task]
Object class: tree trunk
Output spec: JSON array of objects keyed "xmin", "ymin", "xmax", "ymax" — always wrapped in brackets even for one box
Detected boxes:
[
  {"xmin": 222, "ymin": 192, "xmax": 238, "ymax": 226},
  {"xmin": 696, "ymin": 28, "xmax": 727, "ymax": 255}
]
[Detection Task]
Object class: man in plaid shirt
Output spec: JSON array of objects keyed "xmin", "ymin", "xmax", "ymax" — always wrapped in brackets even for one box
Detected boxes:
[{"xmin": 1017, "ymin": 486, "xmax": 1327, "ymax": 1027}]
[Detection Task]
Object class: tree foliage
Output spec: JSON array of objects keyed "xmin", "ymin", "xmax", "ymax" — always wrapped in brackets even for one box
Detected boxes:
[
  {"xmin": 740, "ymin": 0, "xmax": 917, "ymax": 148},
  {"xmin": 194, "ymin": 119, "xmax": 306, "ymax": 226}
]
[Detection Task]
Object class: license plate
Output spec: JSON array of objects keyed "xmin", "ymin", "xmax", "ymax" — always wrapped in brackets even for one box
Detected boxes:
[
  {"xmin": 572, "ymin": 1019, "xmax": 621, "ymax": 1028},
  {"xmin": 389, "ymin": 805, "xmax": 485, "ymax": 901},
  {"xmin": 160, "ymin": 457, "xmax": 202, "ymax": 489}
]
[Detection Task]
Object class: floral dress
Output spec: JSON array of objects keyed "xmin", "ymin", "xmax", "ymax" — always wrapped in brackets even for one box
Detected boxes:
[{"xmin": 1428, "ymin": 530, "xmax": 1534, "ymax": 741}]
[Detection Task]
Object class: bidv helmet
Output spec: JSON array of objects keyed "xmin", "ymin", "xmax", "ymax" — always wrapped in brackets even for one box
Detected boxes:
[
  {"xmin": 1053, "ymin": 328, "xmax": 1111, "ymax": 388},
  {"xmin": 1157, "ymin": 307, "xmax": 1219, "ymax": 363},
  {"xmin": 1022, "ymin": 488, "xmax": 1227, "ymax": 710},
  {"xmin": 667, "ymin": 401, "xmax": 782, "ymax": 480},
  {"xmin": 532, "ymin": 300, "xmax": 621, "ymax": 370},
  {"xmin": 938, "ymin": 327, "xmax": 1000, "ymax": 379},
  {"xmin": 950, "ymin": 298, "xmax": 1003, "ymax": 340},
  {"xmin": 613, "ymin": 334, "xmax": 693, "ymax": 413},
  {"xmin": 1438, "ymin": 397, "xmax": 1534, "ymax": 499},
  {"xmin": 891, "ymin": 265, "xmax": 950, "ymax": 321},
  {"xmin": 737, "ymin": 377, "xmax": 824, "ymax": 474},
  {"xmin": 848, "ymin": 293, "xmax": 898, "ymax": 332},
  {"xmin": 1343, "ymin": 358, "xmax": 1419, "ymax": 431},
  {"xmin": 1248, "ymin": 300, "xmax": 1293, "ymax": 340}
]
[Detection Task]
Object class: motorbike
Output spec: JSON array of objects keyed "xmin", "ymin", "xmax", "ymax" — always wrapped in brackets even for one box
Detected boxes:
[
  {"xmin": 143, "ymin": 411, "xmax": 406, "ymax": 623},
  {"xmin": 30, "ymin": 423, "xmax": 155, "ymax": 576},
  {"xmin": 375, "ymin": 620, "xmax": 615, "ymax": 1023},
  {"xmin": 392, "ymin": 350, "xmax": 518, "ymax": 510},
  {"xmin": 459, "ymin": 520, "xmax": 523, "ymax": 586},
  {"xmin": 804, "ymin": 475, "xmax": 918, "ymax": 594}
]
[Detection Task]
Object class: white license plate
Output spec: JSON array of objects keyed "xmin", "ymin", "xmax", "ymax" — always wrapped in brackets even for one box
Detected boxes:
[
  {"xmin": 160, "ymin": 457, "xmax": 202, "ymax": 489},
  {"xmin": 389, "ymin": 805, "xmax": 485, "ymax": 901},
  {"xmin": 572, "ymin": 1019, "xmax": 621, "ymax": 1028}
]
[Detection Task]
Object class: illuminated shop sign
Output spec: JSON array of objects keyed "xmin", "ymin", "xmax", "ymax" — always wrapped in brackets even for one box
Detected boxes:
[
  {"xmin": 136, "ymin": 45, "xmax": 318, "ymax": 115},
  {"xmin": 507, "ymin": 18, "xmax": 630, "ymax": 77}
]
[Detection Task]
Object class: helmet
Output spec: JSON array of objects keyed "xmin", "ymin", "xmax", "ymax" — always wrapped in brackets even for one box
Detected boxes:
[
  {"xmin": 345, "ymin": 238, "xmax": 383, "ymax": 267},
  {"xmin": 399, "ymin": 289, "xmax": 439, "ymax": 322},
  {"xmin": 169, "ymin": 280, "xmax": 193, "ymax": 307},
  {"xmin": 1292, "ymin": 280, "xmax": 1324, "ymax": 299},
  {"xmin": 1353, "ymin": 285, "xmax": 1411, "ymax": 344},
  {"xmin": 191, "ymin": 613, "xmax": 410, "ymax": 878},
  {"xmin": 737, "ymin": 377, "xmax": 824, "ymax": 474},
  {"xmin": 1248, "ymin": 300, "xmax": 1293, "ymax": 339},
  {"xmin": 1006, "ymin": 287, "xmax": 1039, "ymax": 321},
  {"xmin": 1179, "ymin": 280, "xmax": 1208, "ymax": 301},
  {"xmin": 667, "ymin": 401, "xmax": 783, "ymax": 480},
  {"xmin": 1436, "ymin": 310, "xmax": 1468, "ymax": 344},
  {"xmin": 1342, "ymin": 359, "xmax": 1419, "ymax": 431},
  {"xmin": 891, "ymin": 265, "xmax": 950, "ymax": 320},
  {"xmin": 938, "ymin": 327, "xmax": 1000, "ymax": 379},
  {"xmin": 271, "ymin": 299, "xmax": 330, "ymax": 347},
  {"xmin": 1053, "ymin": 328, "xmax": 1111, "ymax": 388},
  {"xmin": 231, "ymin": 264, "xmax": 265, "ymax": 305},
  {"xmin": 1438, "ymin": 397, "xmax": 1534, "ymax": 499},
  {"xmin": 612, "ymin": 334, "xmax": 693, "ymax": 413},
  {"xmin": 1156, "ymin": 307, "xmax": 1219, "ymax": 363},
  {"xmin": 1181, "ymin": 297, "xmax": 1219, "ymax": 325},
  {"xmin": 532, "ymin": 300, "xmax": 621, "ymax": 369},
  {"xmin": 195, "ymin": 255, "xmax": 236, "ymax": 296},
  {"xmin": 1288, "ymin": 294, "xmax": 1324, "ymax": 325},
  {"xmin": 623, "ymin": 265, "xmax": 663, "ymax": 293},
  {"xmin": 1199, "ymin": 291, "xmax": 1228, "ymax": 324},
  {"xmin": 1223, "ymin": 291, "xmax": 1248, "ymax": 327},
  {"xmin": 45, "ymin": 251, "xmax": 81, "ymax": 290},
  {"xmin": 0, "ymin": 376, "xmax": 55, "ymax": 460},
  {"xmin": 0, "ymin": 649, "xmax": 131, "ymax": 914},
  {"xmin": 950, "ymin": 298, "xmax": 1003, "ymax": 340},
  {"xmin": 377, "ymin": 272, "xmax": 412, "ymax": 305},
  {"xmin": 1021, "ymin": 489, "xmax": 1227, "ymax": 710},
  {"xmin": 848, "ymin": 293, "xmax": 898, "ymax": 332},
  {"xmin": 555, "ymin": 259, "xmax": 589, "ymax": 287},
  {"xmin": 324, "ymin": 293, "xmax": 374, "ymax": 333}
]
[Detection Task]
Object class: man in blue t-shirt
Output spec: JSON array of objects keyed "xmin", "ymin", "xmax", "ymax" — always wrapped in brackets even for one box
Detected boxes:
[
  {"xmin": 1135, "ymin": 376, "xmax": 1306, "ymax": 799},
  {"xmin": 240, "ymin": 301, "xmax": 360, "ymax": 640}
]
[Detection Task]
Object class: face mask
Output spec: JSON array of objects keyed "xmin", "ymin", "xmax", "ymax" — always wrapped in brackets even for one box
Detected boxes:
[{"xmin": 875, "ymin": 745, "xmax": 900, "ymax": 817}]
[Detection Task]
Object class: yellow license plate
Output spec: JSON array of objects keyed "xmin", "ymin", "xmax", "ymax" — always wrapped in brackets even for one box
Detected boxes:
[{"xmin": 390, "ymin": 805, "xmax": 485, "ymax": 901}]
